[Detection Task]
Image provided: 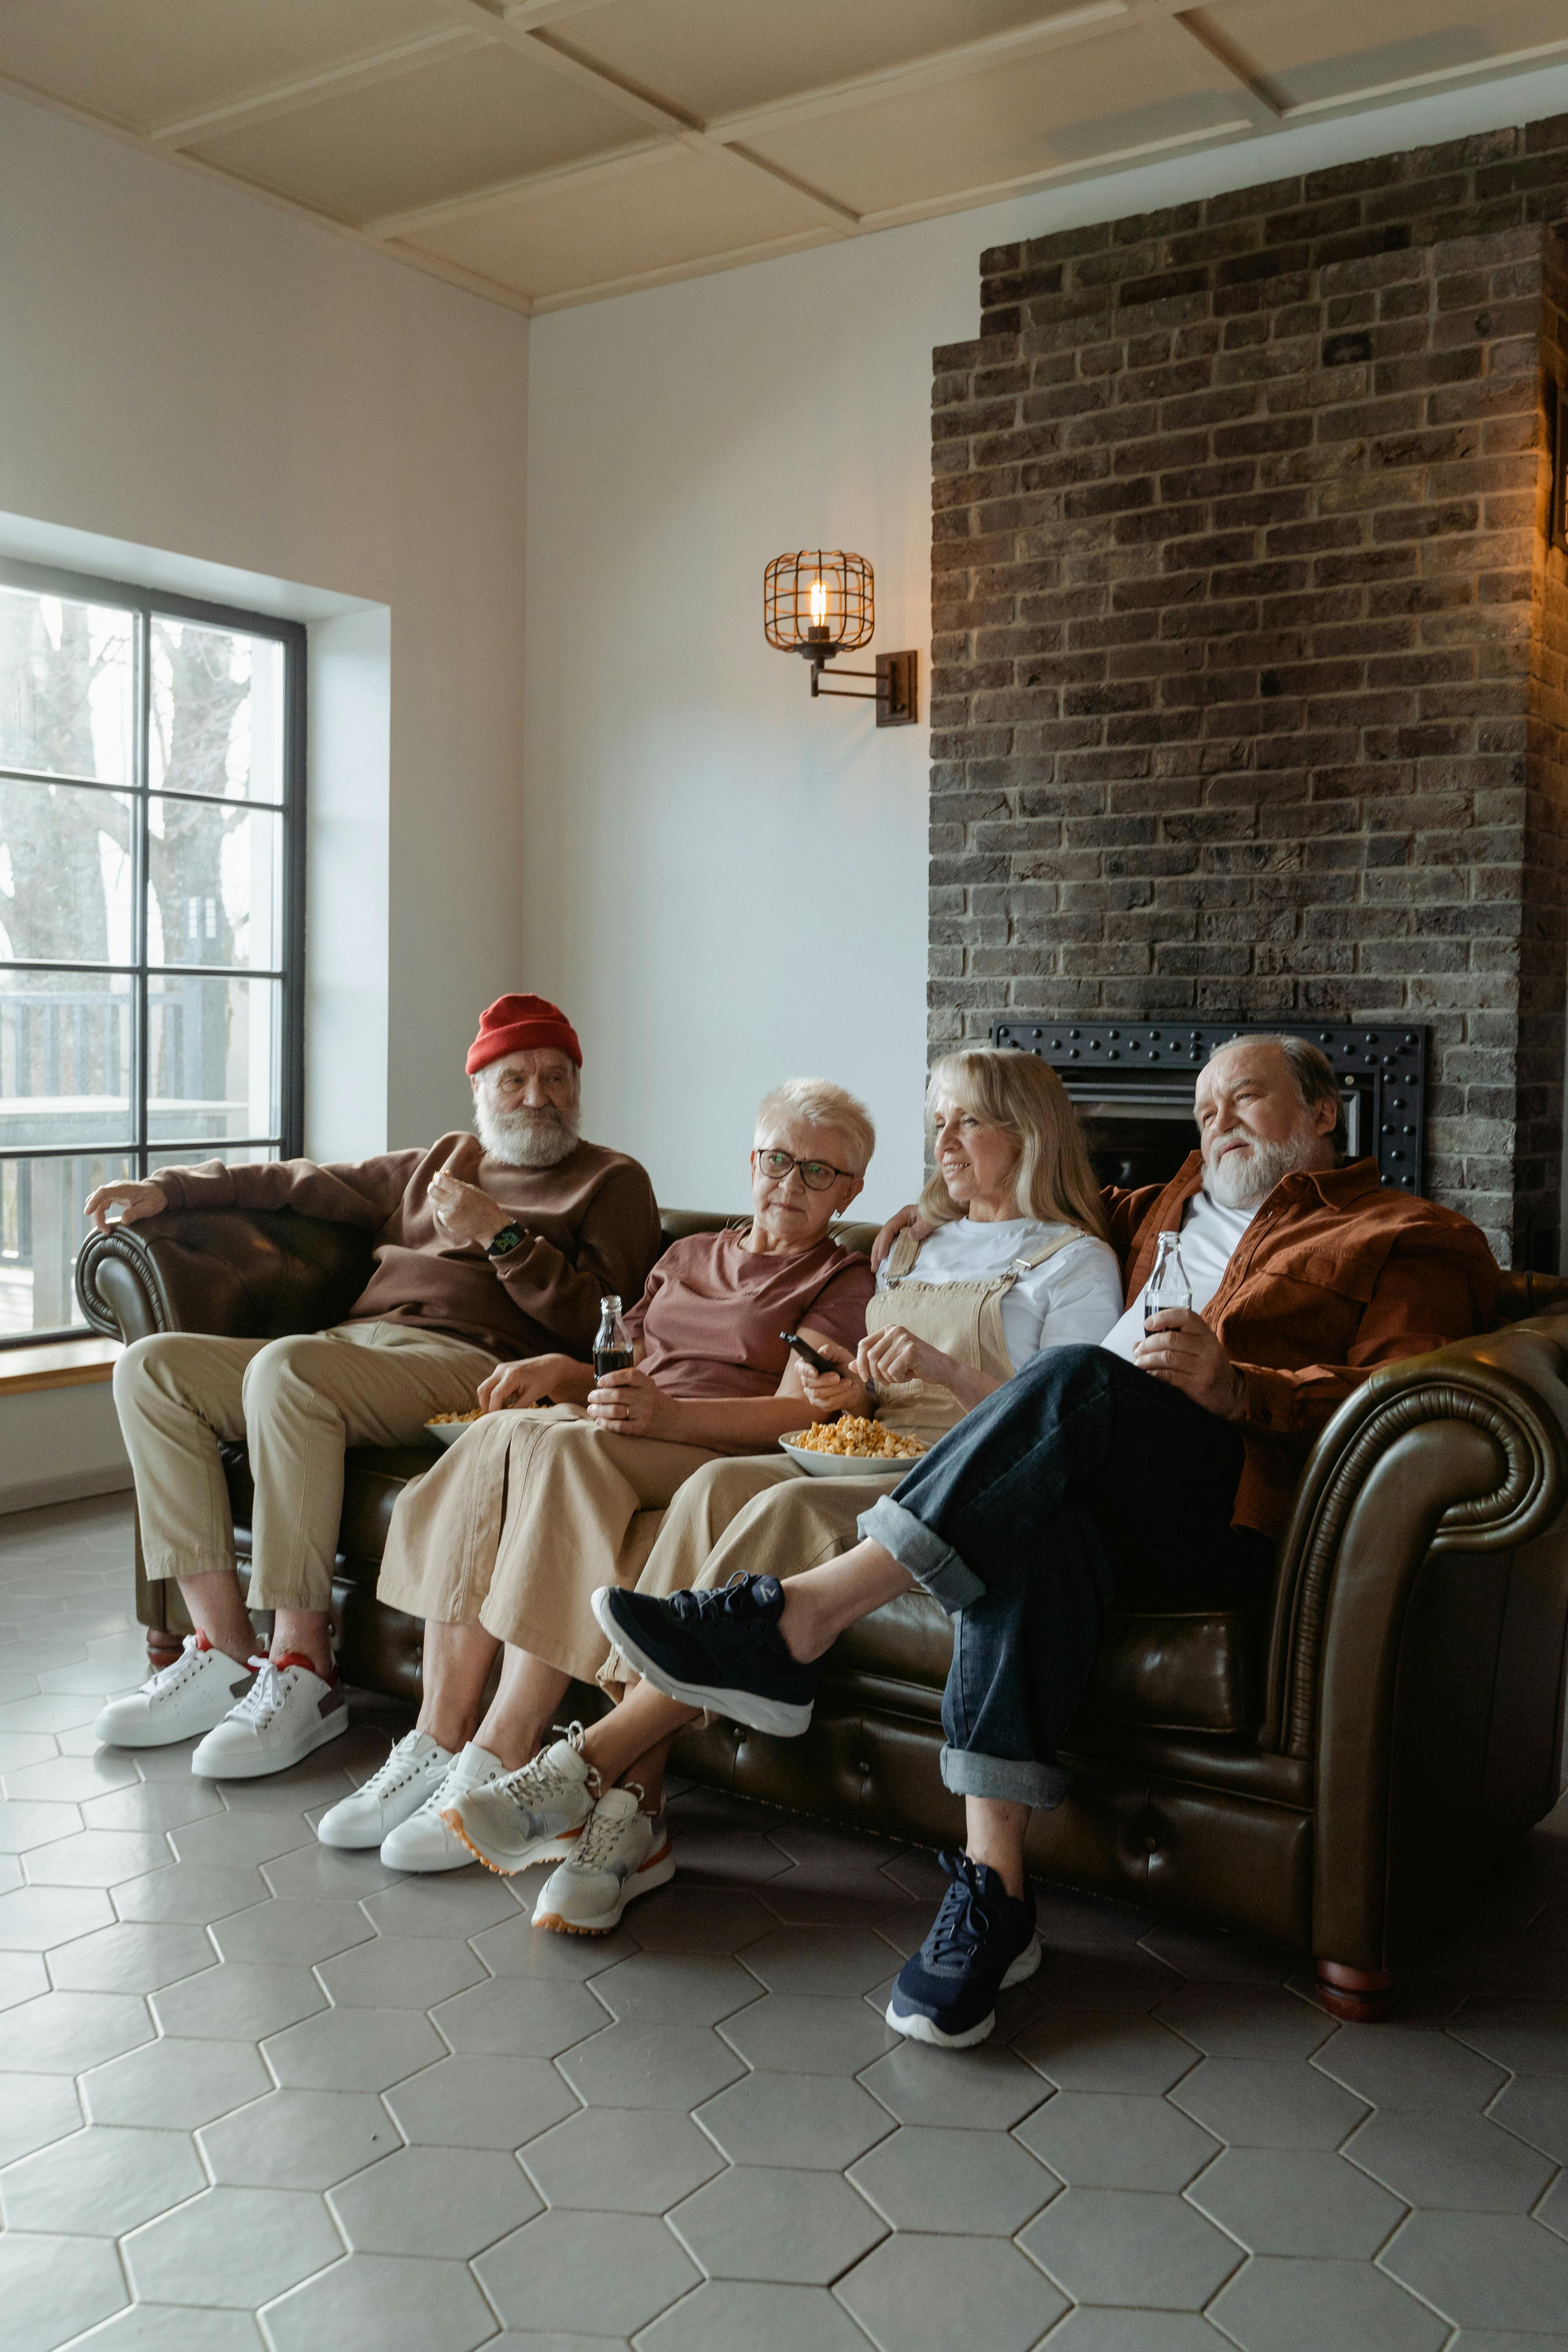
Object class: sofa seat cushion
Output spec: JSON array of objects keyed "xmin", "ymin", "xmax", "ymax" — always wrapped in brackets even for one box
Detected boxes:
[{"xmin": 833, "ymin": 1584, "xmax": 1260, "ymax": 1738}]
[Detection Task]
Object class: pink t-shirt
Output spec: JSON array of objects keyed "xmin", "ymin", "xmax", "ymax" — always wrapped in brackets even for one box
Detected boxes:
[{"xmin": 624, "ymin": 1229, "xmax": 875, "ymax": 1401}]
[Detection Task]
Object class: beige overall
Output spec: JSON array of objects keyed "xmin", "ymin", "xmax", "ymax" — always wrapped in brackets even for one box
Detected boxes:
[{"xmin": 599, "ymin": 1227, "xmax": 1082, "ymax": 1692}]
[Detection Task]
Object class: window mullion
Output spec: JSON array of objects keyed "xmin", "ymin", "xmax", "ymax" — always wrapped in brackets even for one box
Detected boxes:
[{"xmin": 133, "ymin": 609, "xmax": 150, "ymax": 1182}]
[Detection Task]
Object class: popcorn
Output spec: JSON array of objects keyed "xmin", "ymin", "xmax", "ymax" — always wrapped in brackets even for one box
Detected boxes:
[{"xmin": 788, "ymin": 1416, "xmax": 926, "ymax": 1460}]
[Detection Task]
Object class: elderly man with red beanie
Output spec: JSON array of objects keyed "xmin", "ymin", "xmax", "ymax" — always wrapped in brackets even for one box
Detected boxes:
[{"xmin": 83, "ymin": 995, "xmax": 661, "ymax": 1781}]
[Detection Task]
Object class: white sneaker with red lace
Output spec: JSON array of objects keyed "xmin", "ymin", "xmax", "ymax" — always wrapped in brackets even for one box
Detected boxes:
[
  {"xmin": 93, "ymin": 1633, "xmax": 256, "ymax": 1749},
  {"xmin": 189, "ymin": 1651, "xmax": 349, "ymax": 1780}
]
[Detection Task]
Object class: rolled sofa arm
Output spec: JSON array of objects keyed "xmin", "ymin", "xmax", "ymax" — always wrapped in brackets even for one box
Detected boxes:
[
  {"xmin": 76, "ymin": 1210, "xmax": 376, "ymax": 1344},
  {"xmin": 1263, "ymin": 1317, "xmax": 1568, "ymax": 1760}
]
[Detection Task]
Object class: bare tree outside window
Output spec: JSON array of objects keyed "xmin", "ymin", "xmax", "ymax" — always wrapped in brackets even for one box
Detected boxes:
[{"xmin": 0, "ymin": 564, "xmax": 303, "ymax": 1342}]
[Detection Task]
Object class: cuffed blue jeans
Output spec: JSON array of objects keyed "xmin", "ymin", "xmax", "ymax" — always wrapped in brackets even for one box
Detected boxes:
[{"xmin": 856, "ymin": 1345, "xmax": 1270, "ymax": 1808}]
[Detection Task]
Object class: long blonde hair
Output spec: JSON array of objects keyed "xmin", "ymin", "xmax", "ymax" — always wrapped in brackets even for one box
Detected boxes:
[{"xmin": 918, "ymin": 1048, "xmax": 1108, "ymax": 1242}]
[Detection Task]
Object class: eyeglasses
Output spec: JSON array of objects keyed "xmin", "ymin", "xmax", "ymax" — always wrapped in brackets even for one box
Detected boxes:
[{"xmin": 754, "ymin": 1148, "xmax": 855, "ymax": 1193}]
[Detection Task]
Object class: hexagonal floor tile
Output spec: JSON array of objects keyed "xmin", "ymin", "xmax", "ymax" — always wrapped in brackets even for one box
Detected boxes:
[
  {"xmin": 431, "ymin": 1972, "xmax": 606, "ymax": 2057},
  {"xmin": 670, "ymin": 2163, "xmax": 886, "ymax": 2283},
  {"xmin": 329, "ymin": 2142, "xmax": 540, "ymax": 2257},
  {"xmin": 1022, "ymin": 2183, "xmax": 1242, "ymax": 2308},
  {"xmin": 1037, "ymin": 2313, "xmax": 1235, "ymax": 2351},
  {"xmin": 212, "ymin": 1896, "xmax": 375, "ymax": 1968},
  {"xmin": 0, "ymin": 2227, "xmax": 129, "ymax": 2350},
  {"xmin": 123, "ymin": 2181, "xmax": 342, "ymax": 2308},
  {"xmin": 260, "ymin": 1839, "xmax": 399, "ymax": 1900},
  {"xmin": 850, "ymin": 2123, "xmax": 1057, "ymax": 2236},
  {"xmin": 316, "ymin": 1933, "xmax": 487, "ymax": 2011},
  {"xmin": 718, "ymin": 1990, "xmax": 897, "ymax": 2078},
  {"xmin": 634, "ymin": 2278, "xmax": 872, "ymax": 2352},
  {"xmin": 82, "ymin": 2033, "xmax": 273, "ymax": 2129},
  {"xmin": 1016, "ymin": 2089, "xmax": 1221, "ymax": 2191},
  {"xmin": 1209, "ymin": 2253, "xmax": 1449, "ymax": 2352},
  {"xmin": 360, "ymin": 1873, "xmax": 521, "ymax": 1939},
  {"xmin": 1383, "ymin": 2210, "xmax": 1568, "ymax": 2331},
  {"xmin": 166, "ymin": 1808, "xmax": 309, "ymax": 1868},
  {"xmin": 475, "ymin": 2208, "xmax": 700, "ymax": 2336},
  {"xmin": 1170, "ymin": 2057, "xmax": 1370, "ymax": 2149},
  {"xmin": 199, "ymin": 2086, "xmax": 401, "ymax": 2189},
  {"xmin": 696, "ymin": 2073, "xmax": 893, "ymax": 2169},
  {"xmin": 1314, "ymin": 2027, "xmax": 1507, "ymax": 2114},
  {"xmin": 24, "ymin": 1828, "xmax": 170, "ymax": 1886},
  {"xmin": 624, "ymin": 1887, "xmax": 776, "ymax": 1954},
  {"xmin": 859, "ymin": 2040, "xmax": 1048, "ymax": 2131},
  {"xmin": 1188, "ymin": 2145, "xmax": 1405, "ymax": 2257},
  {"xmin": 1015, "ymin": 2009, "xmax": 1199, "ymax": 2097},
  {"xmin": 1490, "ymin": 2073, "xmax": 1568, "ymax": 2165},
  {"xmin": 587, "ymin": 1950, "xmax": 761, "ymax": 2029},
  {"xmin": 1449, "ymin": 2001, "xmax": 1568, "ymax": 2078},
  {"xmin": 0, "ymin": 2119, "xmax": 207, "ymax": 2235},
  {"xmin": 836, "ymin": 2233, "xmax": 1066, "ymax": 2352},
  {"xmin": 385, "ymin": 2052, "xmax": 578, "ymax": 2149},
  {"xmin": 262, "ymin": 2251, "xmax": 498, "ymax": 2352},
  {"xmin": 154, "ymin": 1959, "xmax": 326, "ymax": 2043},
  {"xmin": 54, "ymin": 2306, "xmax": 264, "ymax": 2349},
  {"xmin": 1345, "ymin": 2108, "xmax": 1556, "ymax": 2212},
  {"xmin": 48, "ymin": 1918, "xmax": 216, "ymax": 1996},
  {"xmin": 521, "ymin": 2106, "xmax": 725, "ymax": 2214},
  {"xmin": 0, "ymin": 1987, "xmax": 154, "ymax": 2074},
  {"xmin": 0, "ymin": 1879, "xmax": 113, "ymax": 1946},
  {"xmin": 1155, "ymin": 1983, "xmax": 1333, "ymax": 2062},
  {"xmin": 740, "ymin": 1924, "xmax": 904, "ymax": 1999},
  {"xmin": 0, "ymin": 2068, "xmax": 84, "ymax": 2165},
  {"xmin": 262, "ymin": 2004, "xmax": 445, "ymax": 2092},
  {"xmin": 559, "ymin": 2022, "xmax": 747, "ymax": 2111},
  {"xmin": 113, "ymin": 1863, "xmax": 269, "ymax": 1924},
  {"xmin": 0, "ymin": 1949, "xmax": 46, "ymax": 2009}
]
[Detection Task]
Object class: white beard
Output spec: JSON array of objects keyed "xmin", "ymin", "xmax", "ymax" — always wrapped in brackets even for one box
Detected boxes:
[
  {"xmin": 473, "ymin": 1099, "xmax": 581, "ymax": 1169},
  {"xmin": 1205, "ymin": 1126, "xmax": 1320, "ymax": 1208}
]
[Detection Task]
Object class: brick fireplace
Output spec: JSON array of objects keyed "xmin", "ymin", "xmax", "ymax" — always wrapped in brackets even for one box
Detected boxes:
[{"xmin": 929, "ymin": 120, "xmax": 1568, "ymax": 1267}]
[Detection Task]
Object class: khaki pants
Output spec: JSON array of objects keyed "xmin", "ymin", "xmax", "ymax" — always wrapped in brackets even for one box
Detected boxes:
[
  {"xmin": 599, "ymin": 1453, "xmax": 901, "ymax": 1693},
  {"xmin": 114, "ymin": 1323, "xmax": 499, "ymax": 1613},
  {"xmin": 377, "ymin": 1408, "xmax": 722, "ymax": 1682}
]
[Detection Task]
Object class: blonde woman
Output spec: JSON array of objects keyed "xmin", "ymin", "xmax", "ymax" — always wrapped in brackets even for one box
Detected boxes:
[{"xmin": 453, "ymin": 1048, "xmax": 1123, "ymax": 1931}]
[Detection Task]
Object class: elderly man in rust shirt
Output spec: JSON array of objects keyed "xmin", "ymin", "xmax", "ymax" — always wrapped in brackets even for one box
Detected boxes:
[
  {"xmin": 84, "ymin": 993, "xmax": 661, "ymax": 1780},
  {"xmin": 595, "ymin": 1032, "xmax": 1499, "ymax": 2049}
]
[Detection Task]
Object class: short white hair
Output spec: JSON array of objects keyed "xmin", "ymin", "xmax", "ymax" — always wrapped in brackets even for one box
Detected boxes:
[{"xmin": 754, "ymin": 1078, "xmax": 875, "ymax": 1176}]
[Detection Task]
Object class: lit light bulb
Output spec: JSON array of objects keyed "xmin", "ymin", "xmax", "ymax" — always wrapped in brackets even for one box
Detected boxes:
[{"xmin": 809, "ymin": 579, "xmax": 827, "ymax": 625}]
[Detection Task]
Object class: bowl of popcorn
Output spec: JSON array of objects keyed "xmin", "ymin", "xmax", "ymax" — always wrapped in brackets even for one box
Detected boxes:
[
  {"xmin": 779, "ymin": 1418, "xmax": 927, "ymax": 1478},
  {"xmin": 424, "ymin": 1409, "xmax": 485, "ymax": 1450}
]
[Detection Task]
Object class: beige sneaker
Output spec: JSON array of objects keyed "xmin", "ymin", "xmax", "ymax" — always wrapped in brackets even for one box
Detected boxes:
[
  {"xmin": 443, "ymin": 1726, "xmax": 595, "ymax": 1876},
  {"xmin": 532, "ymin": 1786, "xmax": 676, "ymax": 1934}
]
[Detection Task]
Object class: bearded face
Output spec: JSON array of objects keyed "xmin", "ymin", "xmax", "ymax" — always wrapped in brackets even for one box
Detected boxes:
[
  {"xmin": 473, "ymin": 1095, "xmax": 581, "ymax": 1169},
  {"xmin": 1204, "ymin": 1124, "xmax": 1323, "ymax": 1208}
]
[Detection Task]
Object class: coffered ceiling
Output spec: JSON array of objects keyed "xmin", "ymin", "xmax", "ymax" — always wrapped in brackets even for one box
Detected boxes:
[{"xmin": 2, "ymin": 0, "xmax": 1564, "ymax": 313}]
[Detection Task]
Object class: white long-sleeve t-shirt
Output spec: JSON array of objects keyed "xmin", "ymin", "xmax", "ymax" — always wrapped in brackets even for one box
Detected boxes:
[{"xmin": 876, "ymin": 1215, "xmax": 1124, "ymax": 1371}]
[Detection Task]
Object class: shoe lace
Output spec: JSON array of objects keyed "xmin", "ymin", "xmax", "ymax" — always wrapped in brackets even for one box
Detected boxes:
[
  {"xmin": 572, "ymin": 1784, "xmax": 645, "ymax": 1871},
  {"xmin": 358, "ymin": 1733, "xmax": 431, "ymax": 1801},
  {"xmin": 665, "ymin": 1574, "xmax": 764, "ymax": 1632},
  {"xmin": 143, "ymin": 1634, "xmax": 208, "ymax": 1699},
  {"xmin": 232, "ymin": 1657, "xmax": 293, "ymax": 1729},
  {"xmin": 494, "ymin": 1720, "xmax": 589, "ymax": 1816},
  {"xmin": 925, "ymin": 1855, "xmax": 994, "ymax": 1970}
]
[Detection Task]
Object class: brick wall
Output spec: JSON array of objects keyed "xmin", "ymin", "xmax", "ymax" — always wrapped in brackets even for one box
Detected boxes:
[{"xmin": 930, "ymin": 117, "xmax": 1568, "ymax": 1264}]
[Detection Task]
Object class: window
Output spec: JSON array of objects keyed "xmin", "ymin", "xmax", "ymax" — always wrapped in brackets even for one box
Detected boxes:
[{"xmin": 0, "ymin": 559, "xmax": 305, "ymax": 1345}]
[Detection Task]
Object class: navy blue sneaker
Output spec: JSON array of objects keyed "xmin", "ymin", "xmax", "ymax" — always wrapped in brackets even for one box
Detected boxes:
[
  {"xmin": 887, "ymin": 1853, "xmax": 1041, "ymax": 2048},
  {"xmin": 591, "ymin": 1576, "xmax": 821, "ymax": 1737}
]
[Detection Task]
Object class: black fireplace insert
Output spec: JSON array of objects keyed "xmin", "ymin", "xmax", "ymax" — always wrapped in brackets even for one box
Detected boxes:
[{"xmin": 992, "ymin": 1020, "xmax": 1427, "ymax": 1197}]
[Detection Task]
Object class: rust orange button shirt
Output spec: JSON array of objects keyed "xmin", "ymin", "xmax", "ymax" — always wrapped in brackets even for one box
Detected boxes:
[{"xmin": 1106, "ymin": 1154, "xmax": 1500, "ymax": 1541}]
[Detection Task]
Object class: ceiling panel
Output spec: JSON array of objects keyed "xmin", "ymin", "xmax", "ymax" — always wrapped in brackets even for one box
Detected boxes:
[
  {"xmin": 553, "ymin": 0, "xmax": 1106, "ymax": 125},
  {"xmin": 744, "ymin": 20, "xmax": 1245, "ymax": 219},
  {"xmin": 1205, "ymin": 0, "xmax": 1568, "ymax": 108},
  {"xmin": 401, "ymin": 146, "xmax": 829, "ymax": 300},
  {"xmin": 0, "ymin": 0, "xmax": 448, "ymax": 134},
  {"xmin": 186, "ymin": 40, "xmax": 640, "ymax": 225}
]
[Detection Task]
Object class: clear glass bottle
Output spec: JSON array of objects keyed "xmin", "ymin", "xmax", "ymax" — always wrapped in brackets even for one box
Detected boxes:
[
  {"xmin": 1143, "ymin": 1232, "xmax": 1192, "ymax": 1330},
  {"xmin": 593, "ymin": 1295, "xmax": 633, "ymax": 1380}
]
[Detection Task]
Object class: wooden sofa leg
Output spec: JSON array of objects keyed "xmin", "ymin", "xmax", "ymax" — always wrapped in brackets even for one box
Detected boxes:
[
  {"xmin": 1316, "ymin": 1960, "xmax": 1395, "ymax": 2022},
  {"xmin": 146, "ymin": 1626, "xmax": 182, "ymax": 1671}
]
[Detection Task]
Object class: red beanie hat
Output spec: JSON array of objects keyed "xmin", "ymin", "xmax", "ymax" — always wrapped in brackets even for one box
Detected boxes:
[{"xmin": 466, "ymin": 994, "xmax": 582, "ymax": 1074}]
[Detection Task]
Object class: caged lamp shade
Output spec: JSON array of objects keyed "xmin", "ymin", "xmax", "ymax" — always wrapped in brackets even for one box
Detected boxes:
[{"xmin": 764, "ymin": 549, "xmax": 874, "ymax": 660}]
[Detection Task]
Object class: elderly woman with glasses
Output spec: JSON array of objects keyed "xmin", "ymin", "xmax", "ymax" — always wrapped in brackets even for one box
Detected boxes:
[{"xmin": 313, "ymin": 1078, "xmax": 878, "ymax": 1876}]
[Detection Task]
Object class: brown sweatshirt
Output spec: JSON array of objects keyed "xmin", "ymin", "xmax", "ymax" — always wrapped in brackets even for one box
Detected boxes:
[{"xmin": 154, "ymin": 1138, "xmax": 663, "ymax": 1362}]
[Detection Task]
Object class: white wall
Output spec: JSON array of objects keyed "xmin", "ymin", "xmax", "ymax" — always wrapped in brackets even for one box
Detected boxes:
[
  {"xmin": 525, "ymin": 55, "xmax": 1568, "ymax": 1223},
  {"xmin": 0, "ymin": 88, "xmax": 531, "ymax": 1156}
]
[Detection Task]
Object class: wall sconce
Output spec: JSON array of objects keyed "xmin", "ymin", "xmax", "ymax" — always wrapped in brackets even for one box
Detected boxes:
[{"xmin": 763, "ymin": 549, "xmax": 917, "ymax": 727}]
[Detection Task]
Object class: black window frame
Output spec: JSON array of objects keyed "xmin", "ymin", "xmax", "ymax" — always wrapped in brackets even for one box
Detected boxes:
[{"xmin": 0, "ymin": 554, "xmax": 307, "ymax": 1349}]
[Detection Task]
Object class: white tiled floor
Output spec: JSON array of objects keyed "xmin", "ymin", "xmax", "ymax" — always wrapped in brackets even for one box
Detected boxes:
[{"xmin": 1, "ymin": 1495, "xmax": 1566, "ymax": 2350}]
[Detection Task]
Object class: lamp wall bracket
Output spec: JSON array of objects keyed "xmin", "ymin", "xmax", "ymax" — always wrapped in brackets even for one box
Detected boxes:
[{"xmin": 805, "ymin": 648, "xmax": 918, "ymax": 726}]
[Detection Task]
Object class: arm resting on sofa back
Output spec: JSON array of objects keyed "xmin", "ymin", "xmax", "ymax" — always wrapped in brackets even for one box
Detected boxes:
[{"xmin": 76, "ymin": 1211, "xmax": 375, "ymax": 1345}]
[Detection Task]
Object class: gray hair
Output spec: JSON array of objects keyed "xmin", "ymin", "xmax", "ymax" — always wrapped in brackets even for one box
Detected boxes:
[
  {"xmin": 754, "ymin": 1078, "xmax": 875, "ymax": 1176},
  {"xmin": 1208, "ymin": 1033, "xmax": 1346, "ymax": 1157}
]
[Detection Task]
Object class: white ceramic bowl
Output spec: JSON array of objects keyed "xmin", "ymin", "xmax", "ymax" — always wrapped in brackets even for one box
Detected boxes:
[
  {"xmin": 779, "ymin": 1432, "xmax": 925, "ymax": 1479},
  {"xmin": 424, "ymin": 1417, "xmax": 481, "ymax": 1450}
]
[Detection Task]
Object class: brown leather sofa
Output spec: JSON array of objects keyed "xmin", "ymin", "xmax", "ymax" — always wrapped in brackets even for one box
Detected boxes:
[{"xmin": 78, "ymin": 1207, "xmax": 1568, "ymax": 2022}]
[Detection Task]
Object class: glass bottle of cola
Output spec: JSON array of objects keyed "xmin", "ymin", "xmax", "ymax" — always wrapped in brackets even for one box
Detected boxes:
[
  {"xmin": 593, "ymin": 1295, "xmax": 634, "ymax": 1380},
  {"xmin": 1143, "ymin": 1232, "xmax": 1192, "ymax": 1331}
]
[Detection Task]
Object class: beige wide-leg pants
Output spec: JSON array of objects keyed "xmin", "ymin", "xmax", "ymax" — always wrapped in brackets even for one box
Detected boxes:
[
  {"xmin": 598, "ymin": 1453, "xmax": 902, "ymax": 1695},
  {"xmin": 376, "ymin": 1408, "xmax": 723, "ymax": 1682},
  {"xmin": 114, "ymin": 1322, "xmax": 499, "ymax": 1612}
]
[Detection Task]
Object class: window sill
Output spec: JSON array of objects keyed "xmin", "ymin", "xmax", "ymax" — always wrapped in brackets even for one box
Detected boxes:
[{"xmin": 0, "ymin": 1338, "xmax": 121, "ymax": 1396}]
